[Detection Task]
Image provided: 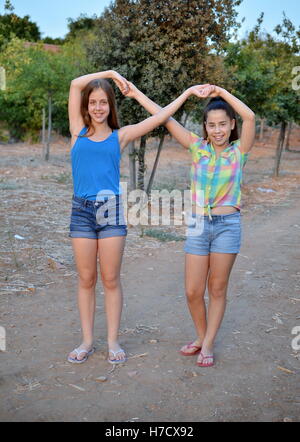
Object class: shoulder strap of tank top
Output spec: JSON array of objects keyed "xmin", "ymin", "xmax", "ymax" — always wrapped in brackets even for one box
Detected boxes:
[{"xmin": 78, "ymin": 127, "xmax": 88, "ymax": 136}]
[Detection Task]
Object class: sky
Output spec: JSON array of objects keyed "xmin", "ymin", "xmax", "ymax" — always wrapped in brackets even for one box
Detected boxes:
[{"xmin": 0, "ymin": 0, "xmax": 299, "ymax": 40}]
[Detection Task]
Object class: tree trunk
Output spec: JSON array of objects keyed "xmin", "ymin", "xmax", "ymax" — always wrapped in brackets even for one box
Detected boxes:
[
  {"xmin": 182, "ymin": 112, "xmax": 189, "ymax": 128},
  {"xmin": 137, "ymin": 136, "xmax": 147, "ymax": 190},
  {"xmin": 259, "ymin": 118, "xmax": 265, "ymax": 141},
  {"xmin": 284, "ymin": 121, "xmax": 292, "ymax": 151},
  {"xmin": 146, "ymin": 134, "xmax": 165, "ymax": 195},
  {"xmin": 45, "ymin": 94, "xmax": 52, "ymax": 161},
  {"xmin": 42, "ymin": 108, "xmax": 46, "ymax": 158},
  {"xmin": 128, "ymin": 141, "xmax": 136, "ymax": 191},
  {"xmin": 273, "ymin": 121, "xmax": 287, "ymax": 177}
]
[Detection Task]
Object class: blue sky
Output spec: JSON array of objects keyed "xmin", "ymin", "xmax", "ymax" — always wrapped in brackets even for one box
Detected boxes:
[{"xmin": 0, "ymin": 0, "xmax": 299, "ymax": 39}]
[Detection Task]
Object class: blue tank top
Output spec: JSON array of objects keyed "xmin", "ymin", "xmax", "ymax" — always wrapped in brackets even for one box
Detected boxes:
[{"xmin": 70, "ymin": 127, "xmax": 121, "ymax": 201}]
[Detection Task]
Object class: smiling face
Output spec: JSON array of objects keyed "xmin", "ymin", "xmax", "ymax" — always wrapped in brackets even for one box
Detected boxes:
[
  {"xmin": 88, "ymin": 88, "xmax": 110, "ymax": 125},
  {"xmin": 205, "ymin": 109, "xmax": 235, "ymax": 148}
]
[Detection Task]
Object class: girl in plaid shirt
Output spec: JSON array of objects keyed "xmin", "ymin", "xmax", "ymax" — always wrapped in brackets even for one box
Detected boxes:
[{"xmin": 124, "ymin": 83, "xmax": 255, "ymax": 367}]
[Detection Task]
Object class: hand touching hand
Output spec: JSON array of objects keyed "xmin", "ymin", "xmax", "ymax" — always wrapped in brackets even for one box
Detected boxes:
[
  {"xmin": 111, "ymin": 71, "xmax": 130, "ymax": 94},
  {"xmin": 121, "ymin": 81, "xmax": 139, "ymax": 99},
  {"xmin": 204, "ymin": 85, "xmax": 222, "ymax": 98},
  {"xmin": 188, "ymin": 84, "xmax": 212, "ymax": 98},
  {"xmin": 189, "ymin": 84, "xmax": 223, "ymax": 99}
]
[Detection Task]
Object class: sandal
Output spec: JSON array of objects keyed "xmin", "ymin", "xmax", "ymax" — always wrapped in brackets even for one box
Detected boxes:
[
  {"xmin": 180, "ymin": 341, "xmax": 202, "ymax": 356},
  {"xmin": 197, "ymin": 351, "xmax": 214, "ymax": 367},
  {"xmin": 67, "ymin": 347, "xmax": 95, "ymax": 364},
  {"xmin": 108, "ymin": 348, "xmax": 127, "ymax": 364}
]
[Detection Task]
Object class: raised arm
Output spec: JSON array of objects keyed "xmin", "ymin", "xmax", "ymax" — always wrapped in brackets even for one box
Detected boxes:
[
  {"xmin": 118, "ymin": 84, "xmax": 212, "ymax": 151},
  {"xmin": 208, "ymin": 86, "xmax": 256, "ymax": 153},
  {"xmin": 68, "ymin": 70, "xmax": 128, "ymax": 136}
]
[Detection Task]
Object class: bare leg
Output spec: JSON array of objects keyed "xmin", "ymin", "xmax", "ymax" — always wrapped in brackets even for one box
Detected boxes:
[
  {"xmin": 198, "ymin": 252, "xmax": 237, "ymax": 365},
  {"xmin": 180, "ymin": 254, "xmax": 210, "ymax": 353},
  {"xmin": 98, "ymin": 235, "xmax": 126, "ymax": 362},
  {"xmin": 68, "ymin": 238, "xmax": 98, "ymax": 361}
]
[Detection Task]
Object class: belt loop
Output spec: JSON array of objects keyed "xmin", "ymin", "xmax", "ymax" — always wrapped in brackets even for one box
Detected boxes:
[{"xmin": 208, "ymin": 206, "xmax": 212, "ymax": 221}]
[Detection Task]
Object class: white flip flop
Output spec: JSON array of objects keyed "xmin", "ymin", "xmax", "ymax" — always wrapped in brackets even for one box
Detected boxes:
[
  {"xmin": 67, "ymin": 347, "xmax": 95, "ymax": 364},
  {"xmin": 108, "ymin": 348, "xmax": 126, "ymax": 364}
]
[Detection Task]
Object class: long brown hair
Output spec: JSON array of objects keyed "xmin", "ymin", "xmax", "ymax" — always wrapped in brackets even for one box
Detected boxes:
[
  {"xmin": 80, "ymin": 79, "xmax": 120, "ymax": 136},
  {"xmin": 203, "ymin": 97, "xmax": 239, "ymax": 143}
]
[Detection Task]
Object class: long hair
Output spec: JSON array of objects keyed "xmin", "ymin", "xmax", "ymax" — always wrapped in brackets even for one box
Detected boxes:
[
  {"xmin": 80, "ymin": 79, "xmax": 120, "ymax": 136},
  {"xmin": 203, "ymin": 97, "xmax": 239, "ymax": 143}
]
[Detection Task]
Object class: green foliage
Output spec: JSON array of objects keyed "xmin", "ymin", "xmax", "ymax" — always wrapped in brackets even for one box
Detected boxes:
[
  {"xmin": 0, "ymin": 12, "xmax": 41, "ymax": 49},
  {"xmin": 224, "ymin": 13, "xmax": 300, "ymax": 125},
  {"xmin": 144, "ymin": 228, "xmax": 185, "ymax": 242},
  {"xmin": 87, "ymin": 0, "xmax": 240, "ymax": 135},
  {"xmin": 42, "ymin": 36, "xmax": 65, "ymax": 45},
  {"xmin": 66, "ymin": 13, "xmax": 98, "ymax": 41},
  {"xmin": 0, "ymin": 37, "xmax": 93, "ymax": 139}
]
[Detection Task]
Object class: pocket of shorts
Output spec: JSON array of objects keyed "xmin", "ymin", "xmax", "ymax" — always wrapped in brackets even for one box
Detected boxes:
[
  {"xmin": 223, "ymin": 214, "xmax": 241, "ymax": 225},
  {"xmin": 185, "ymin": 214, "xmax": 197, "ymax": 228},
  {"xmin": 72, "ymin": 200, "xmax": 84, "ymax": 212}
]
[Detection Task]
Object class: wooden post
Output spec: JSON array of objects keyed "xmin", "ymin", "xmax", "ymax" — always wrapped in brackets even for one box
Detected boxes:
[
  {"xmin": 274, "ymin": 121, "xmax": 287, "ymax": 177},
  {"xmin": 42, "ymin": 108, "xmax": 46, "ymax": 158},
  {"xmin": 259, "ymin": 118, "xmax": 265, "ymax": 141},
  {"xmin": 284, "ymin": 121, "xmax": 292, "ymax": 151},
  {"xmin": 45, "ymin": 94, "xmax": 52, "ymax": 161}
]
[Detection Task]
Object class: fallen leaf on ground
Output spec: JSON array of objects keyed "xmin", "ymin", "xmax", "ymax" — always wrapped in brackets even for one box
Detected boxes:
[
  {"xmin": 277, "ymin": 366, "xmax": 295, "ymax": 375},
  {"xmin": 69, "ymin": 384, "xmax": 85, "ymax": 391},
  {"xmin": 128, "ymin": 353, "xmax": 148, "ymax": 359}
]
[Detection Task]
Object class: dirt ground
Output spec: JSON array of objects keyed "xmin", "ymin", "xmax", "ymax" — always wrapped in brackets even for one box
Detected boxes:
[{"xmin": 0, "ymin": 125, "xmax": 300, "ymax": 422}]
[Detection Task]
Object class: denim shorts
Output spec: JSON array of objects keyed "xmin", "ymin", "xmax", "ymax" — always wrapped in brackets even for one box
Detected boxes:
[
  {"xmin": 184, "ymin": 211, "xmax": 241, "ymax": 255},
  {"xmin": 69, "ymin": 194, "xmax": 127, "ymax": 240}
]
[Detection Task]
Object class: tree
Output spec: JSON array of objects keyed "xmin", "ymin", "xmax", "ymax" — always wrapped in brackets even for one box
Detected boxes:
[
  {"xmin": 0, "ymin": 10, "xmax": 41, "ymax": 49},
  {"xmin": 87, "ymin": 0, "xmax": 241, "ymax": 191},
  {"xmin": 65, "ymin": 13, "xmax": 98, "ymax": 40},
  {"xmin": 224, "ymin": 13, "xmax": 300, "ymax": 177},
  {"xmin": 0, "ymin": 37, "xmax": 93, "ymax": 148}
]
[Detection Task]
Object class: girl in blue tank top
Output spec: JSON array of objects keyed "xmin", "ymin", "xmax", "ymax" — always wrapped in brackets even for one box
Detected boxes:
[{"xmin": 67, "ymin": 69, "xmax": 213, "ymax": 365}]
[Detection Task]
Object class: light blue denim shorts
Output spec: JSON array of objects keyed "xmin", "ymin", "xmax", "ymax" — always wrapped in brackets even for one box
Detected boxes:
[{"xmin": 184, "ymin": 211, "xmax": 241, "ymax": 255}]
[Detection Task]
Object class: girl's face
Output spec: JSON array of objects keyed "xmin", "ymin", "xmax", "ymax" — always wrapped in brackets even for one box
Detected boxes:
[
  {"xmin": 88, "ymin": 88, "xmax": 110, "ymax": 125},
  {"xmin": 205, "ymin": 109, "xmax": 235, "ymax": 147}
]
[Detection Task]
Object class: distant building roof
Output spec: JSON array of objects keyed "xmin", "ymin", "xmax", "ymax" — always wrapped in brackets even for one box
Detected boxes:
[{"xmin": 24, "ymin": 42, "xmax": 61, "ymax": 53}]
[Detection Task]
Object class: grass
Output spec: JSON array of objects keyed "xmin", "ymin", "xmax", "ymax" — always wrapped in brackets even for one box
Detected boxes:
[
  {"xmin": 143, "ymin": 228, "xmax": 185, "ymax": 242},
  {"xmin": 0, "ymin": 180, "xmax": 20, "ymax": 190},
  {"xmin": 41, "ymin": 172, "xmax": 71, "ymax": 184}
]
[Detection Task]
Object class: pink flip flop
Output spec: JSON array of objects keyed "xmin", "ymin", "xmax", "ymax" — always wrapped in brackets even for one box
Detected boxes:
[
  {"xmin": 197, "ymin": 351, "xmax": 214, "ymax": 367},
  {"xmin": 180, "ymin": 342, "xmax": 202, "ymax": 356}
]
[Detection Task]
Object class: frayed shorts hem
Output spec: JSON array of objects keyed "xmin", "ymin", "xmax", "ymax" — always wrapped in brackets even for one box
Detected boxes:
[{"xmin": 69, "ymin": 229, "xmax": 127, "ymax": 240}]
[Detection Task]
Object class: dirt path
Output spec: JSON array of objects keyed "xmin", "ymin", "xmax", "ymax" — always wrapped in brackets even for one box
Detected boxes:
[
  {"xmin": 1, "ymin": 188, "xmax": 300, "ymax": 422},
  {"xmin": 0, "ymin": 136, "xmax": 300, "ymax": 422}
]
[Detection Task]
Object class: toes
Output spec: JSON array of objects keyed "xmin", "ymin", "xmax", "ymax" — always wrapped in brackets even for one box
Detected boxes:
[
  {"xmin": 69, "ymin": 351, "xmax": 78, "ymax": 360},
  {"xmin": 108, "ymin": 348, "xmax": 126, "ymax": 362}
]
